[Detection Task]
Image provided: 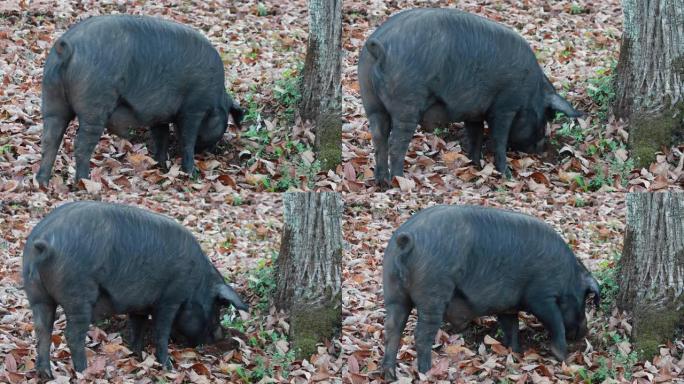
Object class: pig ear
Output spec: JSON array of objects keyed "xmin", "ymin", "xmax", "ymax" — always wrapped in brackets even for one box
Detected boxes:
[
  {"xmin": 216, "ymin": 284, "xmax": 249, "ymax": 312},
  {"xmin": 396, "ymin": 232, "xmax": 414, "ymax": 251},
  {"xmin": 584, "ymin": 275, "xmax": 601, "ymax": 307},
  {"xmin": 545, "ymin": 93, "xmax": 583, "ymax": 118}
]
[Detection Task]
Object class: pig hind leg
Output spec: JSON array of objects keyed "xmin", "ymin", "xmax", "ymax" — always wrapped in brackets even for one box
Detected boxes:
[
  {"xmin": 464, "ymin": 121, "xmax": 484, "ymax": 167},
  {"xmin": 382, "ymin": 295, "xmax": 411, "ymax": 381},
  {"xmin": 498, "ymin": 313, "xmax": 521, "ymax": 353},
  {"xmin": 71, "ymin": 89, "xmax": 120, "ymax": 182},
  {"xmin": 128, "ymin": 314, "xmax": 148, "ymax": 360},
  {"xmin": 63, "ymin": 304, "xmax": 94, "ymax": 372},
  {"xmin": 152, "ymin": 303, "xmax": 181, "ymax": 369},
  {"xmin": 31, "ymin": 301, "xmax": 57, "ymax": 379},
  {"xmin": 415, "ymin": 303, "xmax": 447, "ymax": 373},
  {"xmin": 388, "ymin": 116, "xmax": 419, "ymax": 180},
  {"xmin": 73, "ymin": 120, "xmax": 107, "ymax": 182},
  {"xmin": 527, "ymin": 299, "xmax": 567, "ymax": 361},
  {"xmin": 36, "ymin": 109, "xmax": 74, "ymax": 185},
  {"xmin": 369, "ymin": 112, "xmax": 391, "ymax": 186},
  {"xmin": 150, "ymin": 124, "xmax": 170, "ymax": 166}
]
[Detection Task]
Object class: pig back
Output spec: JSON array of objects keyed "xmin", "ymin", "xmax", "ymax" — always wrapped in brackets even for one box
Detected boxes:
[
  {"xmin": 365, "ymin": 8, "xmax": 541, "ymax": 90},
  {"xmin": 389, "ymin": 205, "xmax": 584, "ymax": 308},
  {"xmin": 55, "ymin": 15, "xmax": 226, "ymax": 107},
  {"xmin": 23, "ymin": 201, "xmax": 216, "ymax": 312}
]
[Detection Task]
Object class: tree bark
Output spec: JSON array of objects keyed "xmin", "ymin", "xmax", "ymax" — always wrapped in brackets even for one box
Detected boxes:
[
  {"xmin": 614, "ymin": 0, "xmax": 684, "ymax": 167},
  {"xmin": 275, "ymin": 192, "xmax": 343, "ymax": 359},
  {"xmin": 299, "ymin": 0, "xmax": 343, "ymax": 171},
  {"xmin": 617, "ymin": 192, "xmax": 684, "ymax": 358}
]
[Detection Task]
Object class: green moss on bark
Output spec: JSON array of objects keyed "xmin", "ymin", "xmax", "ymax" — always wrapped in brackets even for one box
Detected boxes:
[
  {"xmin": 629, "ymin": 102, "xmax": 684, "ymax": 168},
  {"xmin": 290, "ymin": 293, "xmax": 342, "ymax": 359},
  {"xmin": 315, "ymin": 112, "xmax": 342, "ymax": 172},
  {"xmin": 673, "ymin": 54, "xmax": 684, "ymax": 75},
  {"xmin": 633, "ymin": 305, "xmax": 684, "ymax": 359}
]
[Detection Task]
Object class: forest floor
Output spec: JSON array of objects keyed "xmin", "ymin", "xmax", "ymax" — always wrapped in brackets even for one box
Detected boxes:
[
  {"xmin": 0, "ymin": 0, "xmax": 683, "ymax": 383},
  {"xmin": 0, "ymin": 192, "xmax": 344, "ymax": 383},
  {"xmin": 342, "ymin": 192, "xmax": 684, "ymax": 383},
  {"xmin": 0, "ymin": 0, "xmax": 682, "ymax": 195}
]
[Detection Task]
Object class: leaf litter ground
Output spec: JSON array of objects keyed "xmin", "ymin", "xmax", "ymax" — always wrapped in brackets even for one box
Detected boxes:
[
  {"xmin": 0, "ymin": 0, "xmax": 682, "ymax": 195},
  {"xmin": 0, "ymin": 191, "xmax": 343, "ymax": 383},
  {"xmin": 341, "ymin": 192, "xmax": 684, "ymax": 383},
  {"xmin": 0, "ymin": 0, "xmax": 683, "ymax": 383}
]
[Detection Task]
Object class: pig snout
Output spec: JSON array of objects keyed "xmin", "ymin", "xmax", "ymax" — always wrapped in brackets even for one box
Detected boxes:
[{"xmin": 514, "ymin": 138, "xmax": 545, "ymax": 154}]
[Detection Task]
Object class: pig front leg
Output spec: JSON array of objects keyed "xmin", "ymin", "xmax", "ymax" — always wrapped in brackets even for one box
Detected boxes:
[
  {"xmin": 150, "ymin": 124, "xmax": 170, "ymax": 167},
  {"xmin": 487, "ymin": 112, "xmax": 515, "ymax": 178},
  {"xmin": 498, "ymin": 313, "xmax": 521, "ymax": 353},
  {"xmin": 153, "ymin": 304, "xmax": 181, "ymax": 369},
  {"xmin": 73, "ymin": 120, "xmax": 106, "ymax": 183},
  {"xmin": 31, "ymin": 301, "xmax": 57, "ymax": 380},
  {"xmin": 388, "ymin": 117, "xmax": 418, "ymax": 181},
  {"xmin": 178, "ymin": 113, "xmax": 204, "ymax": 177},
  {"xmin": 369, "ymin": 112, "xmax": 391, "ymax": 186},
  {"xmin": 528, "ymin": 299, "xmax": 568, "ymax": 361},
  {"xmin": 381, "ymin": 300, "xmax": 411, "ymax": 381}
]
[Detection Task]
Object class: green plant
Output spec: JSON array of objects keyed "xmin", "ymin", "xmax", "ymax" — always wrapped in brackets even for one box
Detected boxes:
[
  {"xmin": 221, "ymin": 318, "xmax": 296, "ymax": 382},
  {"xmin": 587, "ymin": 62, "xmax": 617, "ymax": 120},
  {"xmin": 243, "ymin": 125, "xmax": 271, "ymax": 145},
  {"xmin": 556, "ymin": 120, "xmax": 586, "ymax": 142},
  {"xmin": 231, "ymin": 194, "xmax": 244, "ymax": 206},
  {"xmin": 595, "ymin": 356, "xmax": 617, "ymax": 381},
  {"xmin": 433, "ymin": 127, "xmax": 446, "ymax": 137},
  {"xmin": 256, "ymin": 2, "xmax": 268, "ymax": 16},
  {"xmin": 273, "ymin": 65, "xmax": 303, "ymax": 121},
  {"xmin": 570, "ymin": 3, "xmax": 585, "ymax": 14},
  {"xmin": 593, "ymin": 255, "xmax": 620, "ymax": 312},
  {"xmin": 560, "ymin": 47, "xmax": 574, "ymax": 58},
  {"xmin": 575, "ymin": 357, "xmax": 617, "ymax": 383},
  {"xmin": 588, "ymin": 166, "xmax": 610, "ymax": 191},
  {"xmin": 0, "ymin": 144, "xmax": 11, "ymax": 155},
  {"xmin": 242, "ymin": 90, "xmax": 263, "ymax": 124},
  {"xmin": 610, "ymin": 157, "xmax": 635, "ymax": 187},
  {"xmin": 573, "ymin": 196, "xmax": 587, "ymax": 207},
  {"xmin": 573, "ymin": 175, "xmax": 589, "ymax": 192},
  {"xmin": 247, "ymin": 256, "xmax": 277, "ymax": 312}
]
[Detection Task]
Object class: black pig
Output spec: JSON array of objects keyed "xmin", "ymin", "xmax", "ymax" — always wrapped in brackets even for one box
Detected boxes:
[
  {"xmin": 382, "ymin": 205, "xmax": 599, "ymax": 380},
  {"xmin": 37, "ymin": 15, "xmax": 244, "ymax": 186},
  {"xmin": 22, "ymin": 201, "xmax": 248, "ymax": 380},
  {"xmin": 358, "ymin": 9, "xmax": 582, "ymax": 185}
]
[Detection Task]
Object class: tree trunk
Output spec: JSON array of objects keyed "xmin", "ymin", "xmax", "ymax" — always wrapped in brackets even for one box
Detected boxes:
[
  {"xmin": 614, "ymin": 0, "xmax": 684, "ymax": 168},
  {"xmin": 617, "ymin": 192, "xmax": 684, "ymax": 358},
  {"xmin": 299, "ymin": 0, "xmax": 343, "ymax": 172},
  {"xmin": 274, "ymin": 192, "xmax": 343, "ymax": 359}
]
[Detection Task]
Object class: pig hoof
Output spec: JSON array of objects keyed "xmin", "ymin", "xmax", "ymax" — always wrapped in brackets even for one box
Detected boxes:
[
  {"xmin": 375, "ymin": 176, "xmax": 390, "ymax": 188},
  {"xmin": 37, "ymin": 368, "xmax": 54, "ymax": 381},
  {"xmin": 550, "ymin": 345, "xmax": 568, "ymax": 362},
  {"xmin": 35, "ymin": 174, "xmax": 50, "ymax": 187},
  {"xmin": 373, "ymin": 169, "xmax": 390, "ymax": 187},
  {"xmin": 382, "ymin": 366, "xmax": 397, "ymax": 381}
]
